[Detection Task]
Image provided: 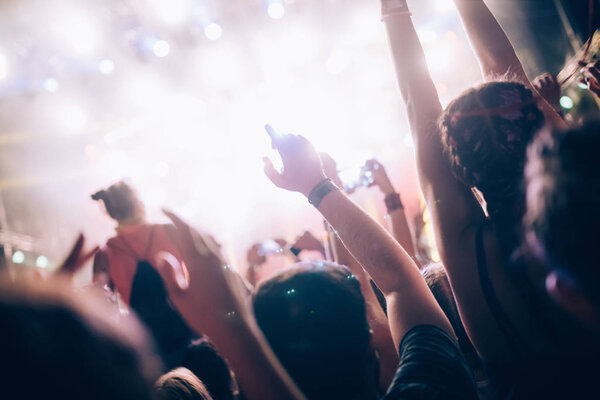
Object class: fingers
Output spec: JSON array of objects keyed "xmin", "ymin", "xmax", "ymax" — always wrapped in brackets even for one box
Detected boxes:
[
  {"xmin": 155, "ymin": 251, "xmax": 189, "ymax": 292},
  {"xmin": 263, "ymin": 157, "xmax": 285, "ymax": 187},
  {"xmin": 62, "ymin": 233, "xmax": 85, "ymax": 273},
  {"xmin": 163, "ymin": 209, "xmax": 203, "ymax": 259}
]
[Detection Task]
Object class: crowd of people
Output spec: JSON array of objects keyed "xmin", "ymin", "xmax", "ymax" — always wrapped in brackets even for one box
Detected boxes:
[{"xmin": 2, "ymin": 0, "xmax": 600, "ymax": 399}]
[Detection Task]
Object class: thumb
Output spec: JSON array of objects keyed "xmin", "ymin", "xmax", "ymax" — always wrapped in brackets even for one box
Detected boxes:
[
  {"xmin": 263, "ymin": 157, "xmax": 285, "ymax": 187},
  {"xmin": 155, "ymin": 251, "xmax": 189, "ymax": 293}
]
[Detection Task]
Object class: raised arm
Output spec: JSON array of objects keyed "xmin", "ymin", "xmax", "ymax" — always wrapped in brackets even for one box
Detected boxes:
[
  {"xmin": 264, "ymin": 132, "xmax": 453, "ymax": 347},
  {"xmin": 380, "ymin": 1, "xmax": 485, "ymax": 255},
  {"xmin": 156, "ymin": 211, "xmax": 306, "ymax": 400},
  {"xmin": 366, "ymin": 159, "xmax": 416, "ymax": 260},
  {"xmin": 452, "ymin": 0, "xmax": 566, "ymax": 127}
]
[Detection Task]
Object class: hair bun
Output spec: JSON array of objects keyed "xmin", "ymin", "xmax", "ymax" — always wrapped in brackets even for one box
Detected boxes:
[{"xmin": 91, "ymin": 190, "xmax": 108, "ymax": 201}]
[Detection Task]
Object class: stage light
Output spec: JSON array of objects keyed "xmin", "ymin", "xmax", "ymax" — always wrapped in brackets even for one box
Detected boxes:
[
  {"xmin": 56, "ymin": 12, "xmax": 99, "ymax": 55},
  {"xmin": 150, "ymin": 0, "xmax": 190, "ymax": 24},
  {"xmin": 200, "ymin": 45, "xmax": 244, "ymax": 88},
  {"xmin": 153, "ymin": 40, "xmax": 170, "ymax": 57},
  {"xmin": 204, "ymin": 22, "xmax": 223, "ymax": 41},
  {"xmin": 417, "ymin": 29, "xmax": 438, "ymax": 44},
  {"xmin": 36, "ymin": 256, "xmax": 49, "ymax": 269},
  {"xmin": 125, "ymin": 73, "xmax": 165, "ymax": 108},
  {"xmin": 435, "ymin": 0, "xmax": 454, "ymax": 12},
  {"xmin": 267, "ymin": 1, "xmax": 285, "ymax": 19},
  {"xmin": 57, "ymin": 103, "xmax": 88, "ymax": 132},
  {"xmin": 43, "ymin": 77, "xmax": 59, "ymax": 92},
  {"xmin": 99, "ymin": 59, "xmax": 115, "ymax": 74},
  {"xmin": 560, "ymin": 96, "xmax": 574, "ymax": 109},
  {"xmin": 0, "ymin": 53, "xmax": 6, "ymax": 80},
  {"xmin": 12, "ymin": 251, "xmax": 25, "ymax": 264},
  {"xmin": 578, "ymin": 82, "xmax": 589, "ymax": 90}
]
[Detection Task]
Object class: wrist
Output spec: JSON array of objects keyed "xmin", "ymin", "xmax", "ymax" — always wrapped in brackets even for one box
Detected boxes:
[
  {"xmin": 307, "ymin": 178, "xmax": 340, "ymax": 208},
  {"xmin": 384, "ymin": 192, "xmax": 404, "ymax": 213}
]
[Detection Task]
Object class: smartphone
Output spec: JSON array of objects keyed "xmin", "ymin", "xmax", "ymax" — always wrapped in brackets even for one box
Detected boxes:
[
  {"xmin": 258, "ymin": 239, "xmax": 283, "ymax": 256},
  {"xmin": 338, "ymin": 164, "xmax": 374, "ymax": 192}
]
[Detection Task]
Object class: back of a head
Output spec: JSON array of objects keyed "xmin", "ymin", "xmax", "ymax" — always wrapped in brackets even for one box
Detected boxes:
[
  {"xmin": 252, "ymin": 262, "xmax": 375, "ymax": 400},
  {"xmin": 182, "ymin": 338, "xmax": 238, "ymax": 400},
  {"xmin": 525, "ymin": 121, "xmax": 600, "ymax": 306},
  {"xmin": 0, "ymin": 277, "xmax": 161, "ymax": 400},
  {"xmin": 156, "ymin": 368, "xmax": 214, "ymax": 400},
  {"xmin": 440, "ymin": 81, "xmax": 545, "ymax": 219},
  {"xmin": 91, "ymin": 180, "xmax": 140, "ymax": 221}
]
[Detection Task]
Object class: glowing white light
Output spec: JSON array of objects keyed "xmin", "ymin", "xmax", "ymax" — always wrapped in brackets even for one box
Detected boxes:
[
  {"xmin": 0, "ymin": 53, "xmax": 6, "ymax": 80},
  {"xmin": 154, "ymin": 161, "xmax": 169, "ymax": 177},
  {"xmin": 199, "ymin": 45, "xmax": 244, "ymax": 88},
  {"xmin": 12, "ymin": 251, "xmax": 25, "ymax": 264},
  {"xmin": 435, "ymin": 0, "xmax": 454, "ymax": 12},
  {"xmin": 99, "ymin": 59, "xmax": 115, "ymax": 74},
  {"xmin": 560, "ymin": 96, "xmax": 574, "ymax": 109},
  {"xmin": 578, "ymin": 82, "xmax": 589, "ymax": 90},
  {"xmin": 204, "ymin": 22, "xmax": 223, "ymax": 41},
  {"xmin": 125, "ymin": 74, "xmax": 165, "ymax": 108},
  {"xmin": 326, "ymin": 50, "xmax": 351, "ymax": 75},
  {"xmin": 267, "ymin": 2, "xmax": 285, "ymax": 19},
  {"xmin": 57, "ymin": 103, "xmax": 88, "ymax": 132},
  {"xmin": 153, "ymin": 40, "xmax": 170, "ymax": 57},
  {"xmin": 36, "ymin": 256, "xmax": 49, "ymax": 269},
  {"xmin": 417, "ymin": 29, "xmax": 438, "ymax": 44},
  {"xmin": 43, "ymin": 77, "xmax": 59, "ymax": 92},
  {"xmin": 150, "ymin": 0, "xmax": 190, "ymax": 24},
  {"xmin": 56, "ymin": 13, "xmax": 99, "ymax": 55}
]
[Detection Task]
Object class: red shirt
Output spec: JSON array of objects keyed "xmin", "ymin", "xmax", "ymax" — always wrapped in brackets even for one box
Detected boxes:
[{"xmin": 104, "ymin": 223, "xmax": 183, "ymax": 304}]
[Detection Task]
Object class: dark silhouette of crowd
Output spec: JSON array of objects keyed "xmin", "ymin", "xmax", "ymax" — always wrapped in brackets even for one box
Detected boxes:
[{"xmin": 2, "ymin": 1, "xmax": 600, "ymax": 399}]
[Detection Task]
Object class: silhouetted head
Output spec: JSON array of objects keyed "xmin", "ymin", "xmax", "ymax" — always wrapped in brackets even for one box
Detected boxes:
[
  {"xmin": 155, "ymin": 368, "xmax": 214, "ymax": 400},
  {"xmin": 0, "ymin": 277, "xmax": 161, "ymax": 400},
  {"xmin": 440, "ymin": 81, "xmax": 545, "ymax": 219},
  {"xmin": 182, "ymin": 337, "xmax": 238, "ymax": 400},
  {"xmin": 525, "ymin": 121, "xmax": 600, "ymax": 330},
  {"xmin": 92, "ymin": 181, "xmax": 145, "ymax": 223},
  {"xmin": 252, "ymin": 262, "xmax": 378, "ymax": 400}
]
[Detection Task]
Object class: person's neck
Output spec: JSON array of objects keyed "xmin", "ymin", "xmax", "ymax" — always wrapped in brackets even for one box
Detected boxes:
[{"xmin": 116, "ymin": 216, "xmax": 146, "ymax": 231}]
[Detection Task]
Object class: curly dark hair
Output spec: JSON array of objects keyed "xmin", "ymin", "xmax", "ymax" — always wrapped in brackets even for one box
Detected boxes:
[
  {"xmin": 440, "ymin": 81, "xmax": 545, "ymax": 218},
  {"xmin": 525, "ymin": 121, "xmax": 600, "ymax": 305}
]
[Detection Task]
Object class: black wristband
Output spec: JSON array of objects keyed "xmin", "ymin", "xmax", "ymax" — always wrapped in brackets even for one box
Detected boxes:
[
  {"xmin": 308, "ymin": 178, "xmax": 339, "ymax": 208},
  {"xmin": 384, "ymin": 192, "xmax": 404, "ymax": 212}
]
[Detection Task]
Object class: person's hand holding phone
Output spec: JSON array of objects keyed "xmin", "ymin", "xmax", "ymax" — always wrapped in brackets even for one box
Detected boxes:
[
  {"xmin": 263, "ymin": 125, "xmax": 327, "ymax": 197},
  {"xmin": 366, "ymin": 159, "xmax": 396, "ymax": 196}
]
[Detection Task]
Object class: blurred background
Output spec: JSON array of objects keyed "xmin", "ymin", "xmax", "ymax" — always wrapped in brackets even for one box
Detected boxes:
[{"xmin": 0, "ymin": 0, "xmax": 596, "ymax": 278}]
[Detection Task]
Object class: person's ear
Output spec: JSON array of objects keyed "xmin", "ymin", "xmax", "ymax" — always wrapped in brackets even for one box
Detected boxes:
[{"xmin": 546, "ymin": 272, "xmax": 600, "ymax": 331}]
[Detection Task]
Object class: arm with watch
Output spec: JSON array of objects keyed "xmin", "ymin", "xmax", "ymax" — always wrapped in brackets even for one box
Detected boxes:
[{"xmin": 264, "ymin": 132, "xmax": 477, "ymax": 398}]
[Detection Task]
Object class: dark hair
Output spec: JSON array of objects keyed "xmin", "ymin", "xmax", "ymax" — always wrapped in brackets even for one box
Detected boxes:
[
  {"xmin": 182, "ymin": 338, "xmax": 238, "ymax": 400},
  {"xmin": 91, "ymin": 181, "xmax": 140, "ymax": 221},
  {"xmin": 252, "ymin": 262, "xmax": 376, "ymax": 400},
  {"xmin": 525, "ymin": 121, "xmax": 600, "ymax": 305},
  {"xmin": 440, "ymin": 81, "xmax": 545, "ymax": 219},
  {"xmin": 156, "ymin": 368, "xmax": 214, "ymax": 400},
  {"xmin": 0, "ymin": 278, "xmax": 161, "ymax": 400}
]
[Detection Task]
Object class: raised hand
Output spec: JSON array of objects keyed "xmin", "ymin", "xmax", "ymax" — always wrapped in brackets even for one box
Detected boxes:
[
  {"xmin": 58, "ymin": 233, "xmax": 100, "ymax": 276},
  {"xmin": 155, "ymin": 210, "xmax": 245, "ymax": 335},
  {"xmin": 263, "ymin": 125, "xmax": 326, "ymax": 197},
  {"xmin": 365, "ymin": 159, "xmax": 396, "ymax": 196},
  {"xmin": 581, "ymin": 61, "xmax": 600, "ymax": 98},
  {"xmin": 533, "ymin": 73, "xmax": 561, "ymax": 109},
  {"xmin": 156, "ymin": 210, "xmax": 305, "ymax": 400}
]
